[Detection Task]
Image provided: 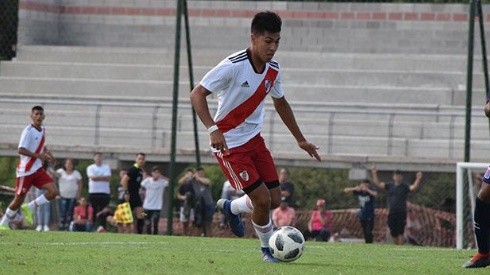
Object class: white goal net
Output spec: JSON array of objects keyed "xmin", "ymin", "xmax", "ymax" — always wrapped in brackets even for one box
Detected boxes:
[{"xmin": 456, "ymin": 162, "xmax": 488, "ymax": 249}]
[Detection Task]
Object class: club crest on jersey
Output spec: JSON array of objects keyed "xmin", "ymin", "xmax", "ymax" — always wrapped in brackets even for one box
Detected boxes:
[
  {"xmin": 264, "ymin": 80, "xmax": 273, "ymax": 93},
  {"xmin": 239, "ymin": 170, "xmax": 249, "ymax": 181}
]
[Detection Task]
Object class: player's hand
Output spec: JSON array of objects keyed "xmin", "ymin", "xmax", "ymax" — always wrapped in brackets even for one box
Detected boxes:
[
  {"xmin": 298, "ymin": 141, "xmax": 321, "ymax": 161},
  {"xmin": 485, "ymin": 100, "xmax": 490, "ymax": 118},
  {"xmin": 416, "ymin": 171, "xmax": 423, "ymax": 180},
  {"xmin": 370, "ymin": 165, "xmax": 377, "ymax": 174},
  {"xmin": 209, "ymin": 130, "xmax": 229, "ymax": 155}
]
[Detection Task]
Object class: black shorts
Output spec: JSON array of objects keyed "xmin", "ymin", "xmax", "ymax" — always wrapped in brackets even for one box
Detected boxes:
[{"xmin": 388, "ymin": 212, "xmax": 407, "ymax": 237}]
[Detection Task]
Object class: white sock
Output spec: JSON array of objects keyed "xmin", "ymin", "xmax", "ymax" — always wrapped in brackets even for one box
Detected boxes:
[
  {"xmin": 0, "ymin": 207, "xmax": 18, "ymax": 226},
  {"xmin": 230, "ymin": 195, "xmax": 253, "ymax": 215},
  {"xmin": 252, "ymin": 219, "xmax": 273, "ymax": 248},
  {"xmin": 28, "ymin": 194, "xmax": 49, "ymax": 211}
]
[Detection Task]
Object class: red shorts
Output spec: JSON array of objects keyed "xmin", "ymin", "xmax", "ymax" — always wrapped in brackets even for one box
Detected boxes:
[
  {"xmin": 15, "ymin": 168, "xmax": 53, "ymax": 196},
  {"xmin": 215, "ymin": 134, "xmax": 279, "ymax": 192}
]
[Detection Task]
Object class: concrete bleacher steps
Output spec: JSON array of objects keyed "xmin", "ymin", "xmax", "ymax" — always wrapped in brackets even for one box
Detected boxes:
[
  {"xmin": 2, "ymin": 46, "xmax": 481, "ymax": 106},
  {"xmin": 1, "ymin": 45, "xmax": 489, "ymax": 167}
]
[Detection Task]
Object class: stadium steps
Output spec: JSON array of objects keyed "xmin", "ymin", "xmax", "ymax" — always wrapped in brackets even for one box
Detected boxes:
[
  {"xmin": 1, "ymin": 45, "xmax": 487, "ymax": 163},
  {"xmin": 0, "ymin": 60, "xmax": 474, "ymax": 88},
  {"xmin": 0, "ymin": 76, "xmax": 472, "ymax": 105}
]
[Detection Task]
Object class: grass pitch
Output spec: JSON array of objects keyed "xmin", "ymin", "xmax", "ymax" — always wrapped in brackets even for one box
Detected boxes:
[{"xmin": 0, "ymin": 230, "xmax": 486, "ymax": 274}]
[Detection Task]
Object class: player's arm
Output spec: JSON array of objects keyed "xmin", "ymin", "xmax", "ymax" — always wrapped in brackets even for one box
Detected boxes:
[
  {"xmin": 44, "ymin": 146, "xmax": 56, "ymax": 165},
  {"xmin": 370, "ymin": 166, "xmax": 386, "ymax": 189},
  {"xmin": 343, "ymin": 186, "xmax": 359, "ymax": 193},
  {"xmin": 76, "ymin": 178, "xmax": 83, "ymax": 199},
  {"xmin": 195, "ymin": 175, "xmax": 211, "ymax": 185},
  {"xmin": 272, "ymin": 96, "xmax": 321, "ymax": 161},
  {"xmin": 18, "ymin": 147, "xmax": 51, "ymax": 162},
  {"xmin": 190, "ymin": 84, "xmax": 228, "ymax": 153},
  {"xmin": 365, "ymin": 188, "xmax": 378, "ymax": 197},
  {"xmin": 409, "ymin": 171, "xmax": 423, "ymax": 192}
]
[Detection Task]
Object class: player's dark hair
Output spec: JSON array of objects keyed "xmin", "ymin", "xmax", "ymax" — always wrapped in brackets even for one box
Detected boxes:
[
  {"xmin": 152, "ymin": 166, "xmax": 160, "ymax": 172},
  {"xmin": 32, "ymin": 105, "xmax": 44, "ymax": 113},
  {"xmin": 251, "ymin": 11, "xmax": 281, "ymax": 35},
  {"xmin": 137, "ymin": 152, "xmax": 146, "ymax": 157}
]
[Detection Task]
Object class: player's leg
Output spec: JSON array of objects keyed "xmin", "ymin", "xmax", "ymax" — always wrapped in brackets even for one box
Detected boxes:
[
  {"xmin": 247, "ymin": 183, "xmax": 278, "ymax": 262},
  {"xmin": 366, "ymin": 218, "xmax": 374, "ymax": 244},
  {"xmin": 464, "ymin": 180, "xmax": 490, "ymax": 268},
  {"xmin": 388, "ymin": 213, "xmax": 398, "ymax": 244},
  {"xmin": 153, "ymin": 210, "xmax": 161, "ymax": 235},
  {"xmin": 134, "ymin": 206, "xmax": 144, "ymax": 234},
  {"xmin": 0, "ymin": 193, "xmax": 27, "ymax": 229}
]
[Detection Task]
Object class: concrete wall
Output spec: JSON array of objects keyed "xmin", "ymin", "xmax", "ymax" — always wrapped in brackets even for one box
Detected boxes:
[{"xmin": 17, "ymin": 0, "xmax": 483, "ymax": 54}]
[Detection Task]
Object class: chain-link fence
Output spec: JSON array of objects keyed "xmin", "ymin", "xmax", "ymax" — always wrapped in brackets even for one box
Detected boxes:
[{"xmin": 0, "ymin": 0, "xmax": 18, "ymax": 61}]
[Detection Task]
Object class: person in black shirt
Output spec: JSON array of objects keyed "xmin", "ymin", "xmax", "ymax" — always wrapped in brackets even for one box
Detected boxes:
[
  {"xmin": 278, "ymin": 168, "xmax": 295, "ymax": 207},
  {"xmin": 122, "ymin": 152, "xmax": 146, "ymax": 234},
  {"xmin": 344, "ymin": 179, "xmax": 377, "ymax": 243},
  {"xmin": 370, "ymin": 166, "xmax": 422, "ymax": 245}
]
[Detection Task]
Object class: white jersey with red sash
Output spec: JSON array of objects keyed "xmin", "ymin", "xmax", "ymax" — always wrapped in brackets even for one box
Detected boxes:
[
  {"xmin": 16, "ymin": 125, "xmax": 45, "ymax": 177},
  {"xmin": 200, "ymin": 49, "xmax": 284, "ymax": 149}
]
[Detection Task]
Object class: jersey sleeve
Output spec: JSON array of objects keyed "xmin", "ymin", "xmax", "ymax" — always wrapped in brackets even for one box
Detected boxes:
[
  {"xmin": 269, "ymin": 69, "xmax": 284, "ymax": 98},
  {"xmin": 18, "ymin": 127, "xmax": 31, "ymax": 149},
  {"xmin": 200, "ymin": 59, "xmax": 234, "ymax": 94}
]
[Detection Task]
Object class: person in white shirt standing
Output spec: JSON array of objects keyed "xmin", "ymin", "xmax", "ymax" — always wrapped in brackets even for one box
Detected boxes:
[
  {"xmin": 86, "ymin": 152, "xmax": 112, "ymax": 227},
  {"xmin": 190, "ymin": 11, "xmax": 321, "ymax": 262},
  {"xmin": 55, "ymin": 158, "xmax": 83, "ymax": 230},
  {"xmin": 0, "ymin": 105, "xmax": 59, "ymax": 230},
  {"xmin": 141, "ymin": 166, "xmax": 168, "ymax": 235}
]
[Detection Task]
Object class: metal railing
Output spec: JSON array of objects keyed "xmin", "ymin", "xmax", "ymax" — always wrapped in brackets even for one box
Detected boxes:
[{"xmin": 1, "ymin": 97, "xmax": 488, "ymax": 162}]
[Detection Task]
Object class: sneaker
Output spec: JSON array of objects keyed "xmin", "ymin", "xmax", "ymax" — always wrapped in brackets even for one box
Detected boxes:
[
  {"xmin": 36, "ymin": 225, "xmax": 42, "ymax": 232},
  {"xmin": 0, "ymin": 225, "xmax": 10, "ymax": 231},
  {"xmin": 216, "ymin": 199, "xmax": 244, "ymax": 237},
  {"xmin": 261, "ymin": 247, "xmax": 279, "ymax": 263},
  {"xmin": 20, "ymin": 204, "xmax": 34, "ymax": 226},
  {"xmin": 463, "ymin": 252, "xmax": 490, "ymax": 268},
  {"xmin": 43, "ymin": 225, "xmax": 50, "ymax": 232}
]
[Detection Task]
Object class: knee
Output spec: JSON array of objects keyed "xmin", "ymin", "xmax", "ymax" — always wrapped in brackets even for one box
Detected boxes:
[
  {"xmin": 45, "ymin": 189, "xmax": 59, "ymax": 200},
  {"xmin": 253, "ymin": 196, "xmax": 271, "ymax": 212}
]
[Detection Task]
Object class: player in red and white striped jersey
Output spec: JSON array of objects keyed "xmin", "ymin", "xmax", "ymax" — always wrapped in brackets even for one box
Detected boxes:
[
  {"xmin": 0, "ymin": 106, "xmax": 59, "ymax": 230},
  {"xmin": 190, "ymin": 11, "xmax": 321, "ymax": 262}
]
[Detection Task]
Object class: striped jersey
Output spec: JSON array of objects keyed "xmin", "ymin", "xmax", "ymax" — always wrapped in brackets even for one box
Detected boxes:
[
  {"xmin": 200, "ymin": 49, "xmax": 284, "ymax": 149},
  {"xmin": 17, "ymin": 125, "xmax": 46, "ymax": 177}
]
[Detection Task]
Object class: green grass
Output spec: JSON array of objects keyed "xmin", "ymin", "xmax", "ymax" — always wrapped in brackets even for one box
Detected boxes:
[{"xmin": 0, "ymin": 231, "xmax": 487, "ymax": 274}]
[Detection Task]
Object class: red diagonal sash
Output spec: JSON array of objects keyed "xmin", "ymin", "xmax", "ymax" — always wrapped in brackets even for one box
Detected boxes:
[
  {"xmin": 216, "ymin": 67, "xmax": 279, "ymax": 133},
  {"xmin": 24, "ymin": 128, "xmax": 45, "ymax": 172}
]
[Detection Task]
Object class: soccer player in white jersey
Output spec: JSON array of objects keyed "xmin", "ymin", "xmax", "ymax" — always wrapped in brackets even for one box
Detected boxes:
[
  {"xmin": 0, "ymin": 106, "xmax": 59, "ymax": 230},
  {"xmin": 190, "ymin": 11, "xmax": 321, "ymax": 262},
  {"xmin": 463, "ymin": 101, "xmax": 490, "ymax": 268}
]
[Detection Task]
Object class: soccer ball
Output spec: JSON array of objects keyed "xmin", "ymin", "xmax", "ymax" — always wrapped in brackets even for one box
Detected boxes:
[{"xmin": 268, "ymin": 226, "xmax": 305, "ymax": 262}]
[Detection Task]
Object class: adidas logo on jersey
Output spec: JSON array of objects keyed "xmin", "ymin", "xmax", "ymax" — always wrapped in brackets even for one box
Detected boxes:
[{"xmin": 241, "ymin": 81, "xmax": 249, "ymax": 87}]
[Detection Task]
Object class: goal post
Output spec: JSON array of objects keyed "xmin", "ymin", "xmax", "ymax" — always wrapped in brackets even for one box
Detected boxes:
[{"xmin": 456, "ymin": 162, "xmax": 488, "ymax": 250}]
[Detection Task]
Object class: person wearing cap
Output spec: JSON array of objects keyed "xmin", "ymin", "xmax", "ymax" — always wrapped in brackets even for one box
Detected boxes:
[
  {"xmin": 304, "ymin": 199, "xmax": 333, "ymax": 242},
  {"xmin": 271, "ymin": 197, "xmax": 296, "ymax": 229},
  {"xmin": 370, "ymin": 166, "xmax": 423, "ymax": 245}
]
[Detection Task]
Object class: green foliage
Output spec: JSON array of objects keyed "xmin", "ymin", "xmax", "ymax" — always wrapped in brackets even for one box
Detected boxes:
[
  {"xmin": 0, "ymin": 156, "xmax": 17, "ymax": 187},
  {"xmin": 0, "ymin": 231, "xmax": 482, "ymax": 274}
]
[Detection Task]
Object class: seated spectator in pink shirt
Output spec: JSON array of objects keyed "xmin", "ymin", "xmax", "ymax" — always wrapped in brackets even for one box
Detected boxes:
[
  {"xmin": 70, "ymin": 197, "xmax": 94, "ymax": 232},
  {"xmin": 272, "ymin": 197, "xmax": 296, "ymax": 229},
  {"xmin": 304, "ymin": 199, "xmax": 333, "ymax": 241}
]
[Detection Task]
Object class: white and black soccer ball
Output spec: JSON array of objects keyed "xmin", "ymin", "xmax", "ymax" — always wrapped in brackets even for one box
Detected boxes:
[{"xmin": 268, "ymin": 226, "xmax": 305, "ymax": 262}]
